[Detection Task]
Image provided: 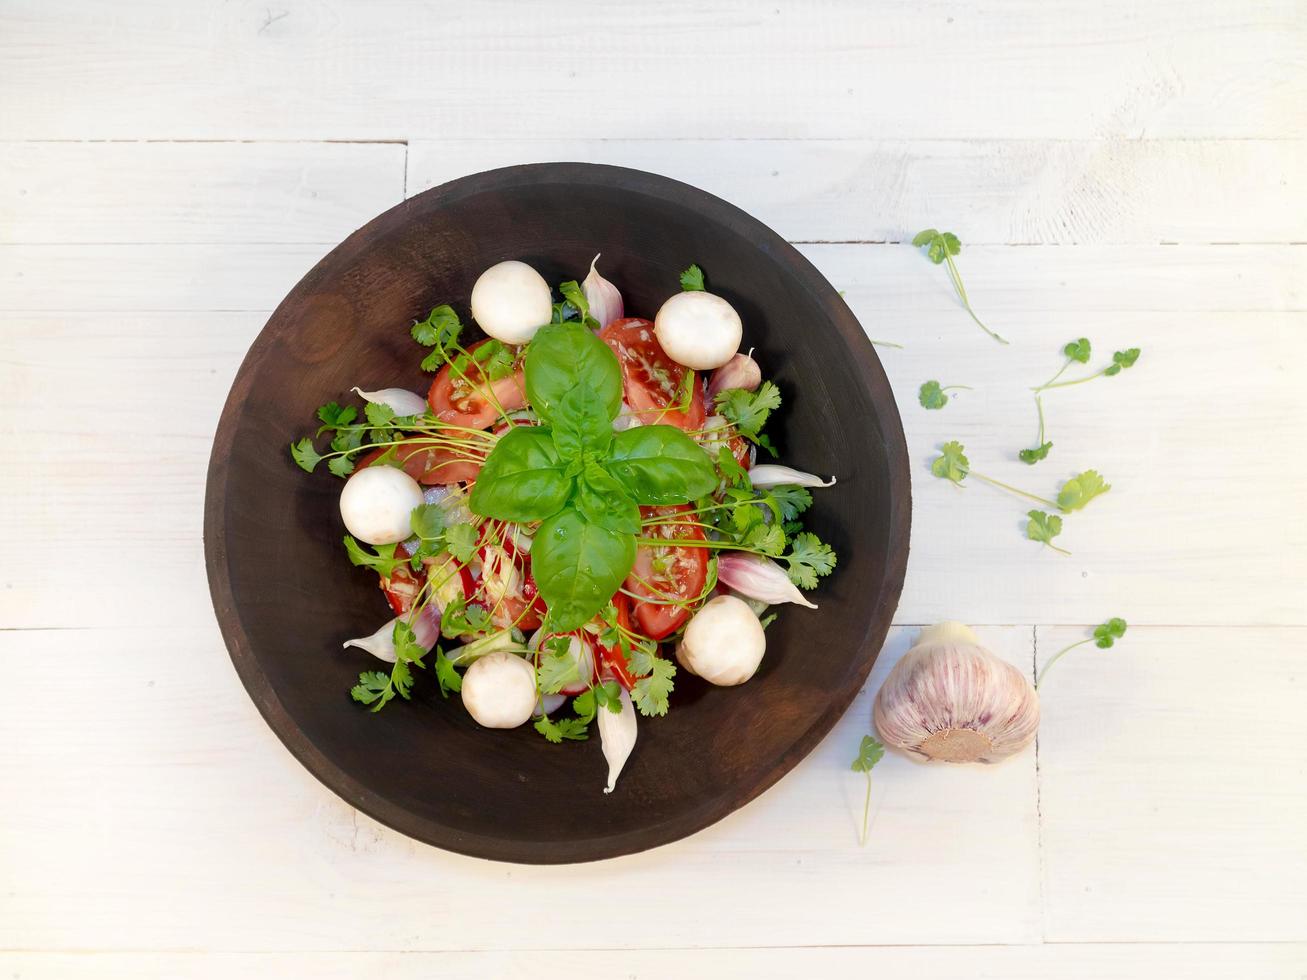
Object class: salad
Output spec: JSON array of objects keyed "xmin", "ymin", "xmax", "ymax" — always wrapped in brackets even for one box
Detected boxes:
[{"xmin": 291, "ymin": 257, "xmax": 838, "ymax": 791}]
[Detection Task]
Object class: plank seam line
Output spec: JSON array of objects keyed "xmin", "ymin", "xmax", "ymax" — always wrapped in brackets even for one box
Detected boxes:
[{"xmin": 1032, "ymin": 624, "xmax": 1047, "ymax": 943}]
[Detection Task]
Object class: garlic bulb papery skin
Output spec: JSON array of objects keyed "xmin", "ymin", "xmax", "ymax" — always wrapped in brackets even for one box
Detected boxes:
[
  {"xmin": 581, "ymin": 254, "xmax": 624, "ymax": 329},
  {"xmin": 598, "ymin": 687, "xmax": 638, "ymax": 793},
  {"xmin": 873, "ymin": 622, "xmax": 1040, "ymax": 764},
  {"xmin": 351, "ymin": 386, "xmax": 428, "ymax": 417},
  {"xmin": 747, "ymin": 464, "xmax": 836, "ymax": 489}
]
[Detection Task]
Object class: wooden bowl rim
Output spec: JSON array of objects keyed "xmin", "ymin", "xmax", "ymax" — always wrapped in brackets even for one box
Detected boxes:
[{"xmin": 204, "ymin": 162, "xmax": 911, "ymax": 863}]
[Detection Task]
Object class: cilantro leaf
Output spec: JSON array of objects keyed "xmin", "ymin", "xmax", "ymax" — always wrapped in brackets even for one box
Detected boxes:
[
  {"xmin": 558, "ymin": 280, "xmax": 589, "ymax": 320},
  {"xmin": 1064, "ymin": 338, "xmax": 1092, "ymax": 363},
  {"xmin": 441, "ymin": 595, "xmax": 492, "ymax": 638},
  {"xmin": 919, "ymin": 380, "xmax": 948, "ymax": 409},
  {"xmin": 290, "ymin": 438, "xmax": 323, "ymax": 473},
  {"xmin": 1019, "ymin": 441, "xmax": 1053, "ymax": 465},
  {"xmin": 1026, "ymin": 509, "xmax": 1069, "ymax": 555},
  {"xmin": 716, "ymin": 445, "xmax": 750, "ymax": 490},
  {"xmin": 715, "ymin": 381, "xmax": 781, "ymax": 438},
  {"xmin": 767, "ymin": 484, "xmax": 812, "ymax": 521},
  {"xmin": 316, "ymin": 402, "xmax": 358, "ymax": 428},
  {"xmin": 410, "ymin": 503, "xmax": 449, "ymax": 542},
  {"xmin": 1104, "ymin": 347, "xmax": 1141, "ymax": 376},
  {"xmin": 537, "ymin": 637, "xmax": 585, "ymax": 695},
  {"xmin": 679, "ymin": 264, "xmax": 706, "ymax": 291},
  {"xmin": 1057, "ymin": 470, "xmax": 1110, "ymax": 512},
  {"xmin": 911, "ymin": 229, "xmax": 1007, "ymax": 344},
  {"xmin": 343, "ymin": 536, "xmax": 408, "ymax": 577},
  {"xmin": 412, "ymin": 304, "xmax": 462, "ymax": 349},
  {"xmin": 364, "ymin": 401, "xmax": 395, "ymax": 429},
  {"xmin": 350, "ymin": 670, "xmax": 393, "ymax": 707},
  {"xmin": 631, "ymin": 657, "xmax": 676, "ymax": 717},
  {"xmin": 745, "ymin": 521, "xmax": 786, "ymax": 557},
  {"xmin": 444, "ymin": 523, "xmax": 479, "ymax": 562},
  {"xmin": 534, "ymin": 714, "xmax": 590, "ymax": 743},
  {"xmin": 327, "ymin": 455, "xmax": 356, "ymax": 478},
  {"xmin": 433, "ymin": 649, "xmax": 462, "ymax": 698},
  {"xmin": 1093, "ymin": 617, "xmax": 1128, "ymax": 648},
  {"xmin": 785, "ymin": 531, "xmax": 836, "ymax": 589},
  {"xmin": 930, "ymin": 440, "xmax": 970, "ymax": 484},
  {"xmin": 851, "ymin": 734, "xmax": 885, "ymax": 773}
]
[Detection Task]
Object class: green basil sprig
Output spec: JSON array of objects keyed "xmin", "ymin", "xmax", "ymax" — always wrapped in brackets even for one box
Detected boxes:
[{"xmin": 469, "ymin": 322, "xmax": 717, "ymax": 630}]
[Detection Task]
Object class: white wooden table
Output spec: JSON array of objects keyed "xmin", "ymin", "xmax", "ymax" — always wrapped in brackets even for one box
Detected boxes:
[{"xmin": 2, "ymin": 2, "xmax": 1304, "ymax": 976}]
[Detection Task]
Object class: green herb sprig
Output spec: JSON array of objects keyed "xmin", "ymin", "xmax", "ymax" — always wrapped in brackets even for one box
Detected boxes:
[
  {"xmin": 1021, "ymin": 340, "xmax": 1141, "ymax": 464},
  {"xmin": 851, "ymin": 735, "xmax": 885, "ymax": 846},
  {"xmin": 918, "ymin": 379, "xmax": 973, "ymax": 410},
  {"xmin": 1035, "ymin": 618, "xmax": 1128, "ymax": 689},
  {"xmin": 911, "ymin": 229, "xmax": 1008, "ymax": 345}
]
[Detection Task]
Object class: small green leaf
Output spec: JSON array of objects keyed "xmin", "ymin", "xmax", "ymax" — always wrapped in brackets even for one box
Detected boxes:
[
  {"xmin": 316, "ymin": 402, "xmax": 358, "ymax": 428},
  {"xmin": 785, "ymin": 532, "xmax": 836, "ymax": 589},
  {"xmin": 930, "ymin": 440, "xmax": 970, "ymax": 484},
  {"xmin": 411, "ymin": 304, "xmax": 462, "ymax": 350},
  {"xmin": 290, "ymin": 438, "xmax": 323, "ymax": 473},
  {"xmin": 1093, "ymin": 617, "xmax": 1128, "ymax": 648},
  {"xmin": 558, "ymin": 280, "xmax": 589, "ymax": 320},
  {"xmin": 714, "ymin": 381, "xmax": 780, "ymax": 437},
  {"xmin": 1019, "ymin": 441, "xmax": 1053, "ymax": 465},
  {"xmin": 327, "ymin": 455, "xmax": 356, "ymax": 477},
  {"xmin": 1057, "ymin": 470, "xmax": 1111, "ymax": 512},
  {"xmin": 433, "ymin": 648, "xmax": 462, "ymax": 698},
  {"xmin": 444, "ymin": 523, "xmax": 479, "ymax": 562},
  {"xmin": 1063, "ymin": 338, "xmax": 1092, "ymax": 363},
  {"xmin": 679, "ymin": 264, "xmax": 706, "ymax": 291},
  {"xmin": 918, "ymin": 380, "xmax": 948, "ymax": 410},
  {"xmin": 851, "ymin": 734, "xmax": 885, "ymax": 773},
  {"xmin": 631, "ymin": 657, "xmax": 676, "ymax": 717},
  {"xmin": 1025, "ymin": 510, "xmax": 1067, "ymax": 554}
]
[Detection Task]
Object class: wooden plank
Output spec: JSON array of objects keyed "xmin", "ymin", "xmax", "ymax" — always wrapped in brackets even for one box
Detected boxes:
[
  {"xmin": 409, "ymin": 139, "xmax": 1307, "ymax": 244},
  {"xmin": 3, "ymin": 945, "xmax": 1305, "ymax": 979},
  {"xmin": 0, "ymin": 1, "xmax": 1301, "ymax": 140},
  {"xmin": 3, "ymin": 242, "xmax": 1303, "ymax": 312},
  {"xmin": 1, "ymin": 307, "xmax": 1301, "ymax": 629},
  {"xmin": 0, "ymin": 626, "xmax": 1039, "ymax": 950},
  {"xmin": 1038, "ymin": 626, "xmax": 1307, "ymax": 941},
  {"xmin": 0, "ymin": 143, "xmax": 405, "ymax": 243}
]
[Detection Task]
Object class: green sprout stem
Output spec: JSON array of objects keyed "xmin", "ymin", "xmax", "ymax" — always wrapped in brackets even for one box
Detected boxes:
[
  {"xmin": 859, "ymin": 770, "xmax": 873, "ymax": 846},
  {"xmin": 944, "ymin": 253, "xmax": 1009, "ymax": 345},
  {"xmin": 1035, "ymin": 638, "xmax": 1092, "ymax": 689},
  {"xmin": 870, "ymin": 339, "xmax": 904, "ymax": 349},
  {"xmin": 965, "ymin": 471, "xmax": 1060, "ymax": 510}
]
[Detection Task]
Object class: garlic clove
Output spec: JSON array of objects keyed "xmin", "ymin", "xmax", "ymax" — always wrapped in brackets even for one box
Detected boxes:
[
  {"xmin": 747, "ymin": 464, "xmax": 837, "ymax": 489},
  {"xmin": 351, "ymin": 386, "xmax": 428, "ymax": 417},
  {"xmin": 707, "ymin": 352, "xmax": 762, "ymax": 398},
  {"xmin": 718, "ymin": 553, "xmax": 817, "ymax": 609},
  {"xmin": 873, "ymin": 624, "xmax": 1039, "ymax": 764},
  {"xmin": 343, "ymin": 619, "xmax": 400, "ymax": 663},
  {"xmin": 581, "ymin": 253, "xmax": 624, "ymax": 329},
  {"xmin": 598, "ymin": 687, "xmax": 638, "ymax": 793}
]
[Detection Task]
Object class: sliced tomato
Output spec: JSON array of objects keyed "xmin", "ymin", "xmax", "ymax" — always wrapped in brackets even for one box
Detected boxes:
[
  {"xmin": 427, "ymin": 339, "xmax": 527, "ymax": 430},
  {"xmin": 379, "ymin": 564, "xmax": 420, "ymax": 615},
  {"xmin": 624, "ymin": 504, "xmax": 709, "ymax": 640},
  {"xmin": 358, "ymin": 439, "xmax": 483, "ymax": 485},
  {"xmin": 597, "ymin": 595, "xmax": 638, "ymax": 690},
  {"xmin": 599, "ymin": 318, "xmax": 706, "ymax": 431},
  {"xmin": 478, "ymin": 543, "xmax": 546, "ymax": 631}
]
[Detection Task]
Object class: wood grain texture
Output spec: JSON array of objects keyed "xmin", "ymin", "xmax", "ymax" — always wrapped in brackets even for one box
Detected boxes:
[
  {"xmin": 0, "ymin": 626, "xmax": 1039, "ymax": 950},
  {"xmin": 4, "ymin": 945, "xmax": 1306, "ymax": 979},
  {"xmin": 0, "ymin": 0, "xmax": 1302, "ymax": 140},
  {"xmin": 1037, "ymin": 626, "xmax": 1307, "ymax": 941},
  {"xmin": 410, "ymin": 139, "xmax": 1307, "ymax": 244}
]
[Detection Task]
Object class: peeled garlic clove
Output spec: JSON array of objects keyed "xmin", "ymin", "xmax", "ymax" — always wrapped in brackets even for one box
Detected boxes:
[
  {"xmin": 582, "ymin": 254, "xmax": 624, "ymax": 329},
  {"xmin": 598, "ymin": 687, "xmax": 637, "ymax": 793},
  {"xmin": 342, "ymin": 605, "xmax": 441, "ymax": 663},
  {"xmin": 873, "ymin": 622, "xmax": 1039, "ymax": 763},
  {"xmin": 707, "ymin": 352, "xmax": 762, "ymax": 398},
  {"xmin": 718, "ymin": 553, "xmax": 817, "ymax": 609},
  {"xmin": 351, "ymin": 386, "xmax": 428, "ymax": 417},
  {"xmin": 748, "ymin": 464, "xmax": 837, "ymax": 489}
]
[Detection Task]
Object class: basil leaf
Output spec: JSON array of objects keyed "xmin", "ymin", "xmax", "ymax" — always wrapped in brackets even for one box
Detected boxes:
[
  {"xmin": 469, "ymin": 427, "xmax": 572, "ymax": 522},
  {"xmin": 532, "ymin": 505, "xmax": 636, "ymax": 632},
  {"xmin": 524, "ymin": 322, "xmax": 622, "ymax": 426},
  {"xmin": 552, "ymin": 386, "xmax": 615, "ymax": 461},
  {"xmin": 575, "ymin": 460, "xmax": 641, "ymax": 534},
  {"xmin": 608, "ymin": 425, "xmax": 718, "ymax": 505}
]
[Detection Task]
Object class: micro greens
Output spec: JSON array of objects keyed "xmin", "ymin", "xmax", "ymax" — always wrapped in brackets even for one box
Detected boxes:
[
  {"xmin": 918, "ymin": 379, "xmax": 973, "ymax": 410},
  {"xmin": 1035, "ymin": 618, "xmax": 1128, "ymax": 689},
  {"xmin": 911, "ymin": 229, "xmax": 1008, "ymax": 345},
  {"xmin": 850, "ymin": 734, "xmax": 885, "ymax": 846},
  {"xmin": 1021, "ymin": 339, "xmax": 1141, "ymax": 464}
]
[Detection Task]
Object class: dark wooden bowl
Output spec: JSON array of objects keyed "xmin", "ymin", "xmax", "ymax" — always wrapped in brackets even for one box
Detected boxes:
[{"xmin": 204, "ymin": 163, "xmax": 910, "ymax": 863}]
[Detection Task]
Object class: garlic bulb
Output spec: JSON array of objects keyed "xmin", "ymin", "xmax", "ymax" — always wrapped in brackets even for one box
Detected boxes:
[{"xmin": 873, "ymin": 622, "xmax": 1039, "ymax": 763}]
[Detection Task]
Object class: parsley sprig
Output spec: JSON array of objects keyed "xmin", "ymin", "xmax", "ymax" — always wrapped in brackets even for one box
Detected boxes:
[
  {"xmin": 850, "ymin": 735, "xmax": 885, "ymax": 846},
  {"xmin": 1035, "ymin": 618, "xmax": 1128, "ymax": 689},
  {"xmin": 911, "ymin": 229, "xmax": 1008, "ymax": 345}
]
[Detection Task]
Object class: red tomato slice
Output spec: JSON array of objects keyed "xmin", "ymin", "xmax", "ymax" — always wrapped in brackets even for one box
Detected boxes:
[
  {"xmin": 624, "ymin": 504, "xmax": 708, "ymax": 640},
  {"xmin": 599, "ymin": 318, "xmax": 705, "ymax": 431},
  {"xmin": 478, "ymin": 544, "xmax": 546, "ymax": 631},
  {"xmin": 358, "ymin": 439, "xmax": 483, "ymax": 485},
  {"xmin": 427, "ymin": 339, "xmax": 528, "ymax": 430},
  {"xmin": 597, "ymin": 595, "xmax": 638, "ymax": 689},
  {"xmin": 380, "ymin": 564, "xmax": 419, "ymax": 615}
]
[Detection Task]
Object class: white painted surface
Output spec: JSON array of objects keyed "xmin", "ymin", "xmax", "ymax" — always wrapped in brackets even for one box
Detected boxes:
[{"xmin": 1, "ymin": 2, "xmax": 1304, "ymax": 977}]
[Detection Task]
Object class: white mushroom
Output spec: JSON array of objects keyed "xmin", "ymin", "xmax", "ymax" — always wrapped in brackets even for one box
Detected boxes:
[
  {"xmin": 338, "ymin": 465, "xmax": 424, "ymax": 545},
  {"xmin": 470, "ymin": 260, "xmax": 553, "ymax": 344},
  {"xmin": 653, "ymin": 291, "xmax": 743, "ymax": 370},
  {"xmin": 460, "ymin": 651, "xmax": 538, "ymax": 729},
  {"xmin": 675, "ymin": 595, "xmax": 766, "ymax": 686}
]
